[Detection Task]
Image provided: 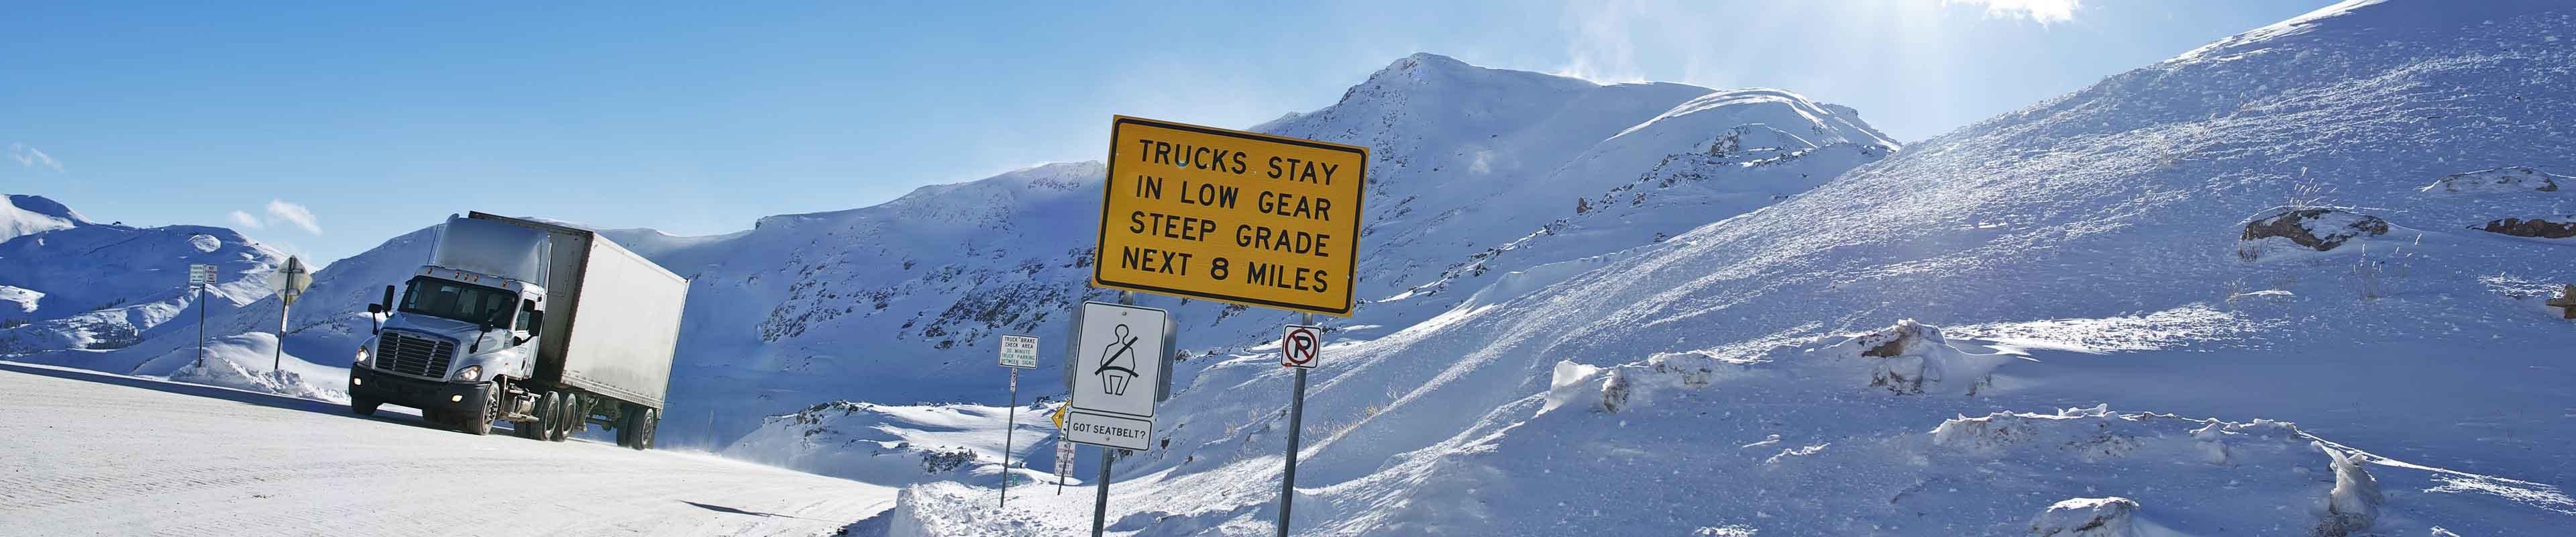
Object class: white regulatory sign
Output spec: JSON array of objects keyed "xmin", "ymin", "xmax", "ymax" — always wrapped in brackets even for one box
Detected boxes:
[
  {"xmin": 187, "ymin": 264, "xmax": 217, "ymax": 287},
  {"xmin": 1064, "ymin": 301, "xmax": 1168, "ymax": 451},
  {"xmin": 1055, "ymin": 438, "xmax": 1075, "ymax": 480},
  {"xmin": 998, "ymin": 334, "xmax": 1040, "ymax": 369},
  {"xmin": 1281, "ymin": 324, "xmax": 1322, "ymax": 369}
]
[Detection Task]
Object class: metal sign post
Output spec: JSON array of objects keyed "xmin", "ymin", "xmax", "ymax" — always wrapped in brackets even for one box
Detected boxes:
[
  {"xmin": 1277, "ymin": 318, "xmax": 1320, "ymax": 536},
  {"xmin": 1078, "ymin": 291, "xmax": 1168, "ymax": 537},
  {"xmin": 269, "ymin": 256, "xmax": 311, "ymax": 386},
  {"xmin": 189, "ymin": 264, "xmax": 215, "ymax": 369},
  {"xmin": 997, "ymin": 334, "xmax": 1038, "ymax": 509},
  {"xmin": 1055, "ymin": 436, "xmax": 1075, "ymax": 495},
  {"xmin": 1081, "ymin": 115, "xmax": 1369, "ymax": 537}
]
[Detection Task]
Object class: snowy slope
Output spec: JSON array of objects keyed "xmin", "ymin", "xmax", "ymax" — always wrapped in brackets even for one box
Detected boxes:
[
  {"xmin": 884, "ymin": 1, "xmax": 2576, "ymax": 535},
  {"xmin": 0, "ymin": 193, "xmax": 86, "ymax": 241},
  {"xmin": 653, "ymin": 57, "xmax": 1890, "ymax": 450},
  {"xmin": 0, "ymin": 195, "xmax": 285, "ymax": 356},
  {"xmin": 725, "ymin": 400, "xmax": 1063, "ymax": 489},
  {"xmin": 64, "ymin": 54, "xmax": 1894, "ymax": 455}
]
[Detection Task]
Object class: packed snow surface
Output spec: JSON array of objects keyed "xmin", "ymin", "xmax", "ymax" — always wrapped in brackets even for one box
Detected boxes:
[{"xmin": 0, "ymin": 361, "xmax": 896, "ymax": 536}]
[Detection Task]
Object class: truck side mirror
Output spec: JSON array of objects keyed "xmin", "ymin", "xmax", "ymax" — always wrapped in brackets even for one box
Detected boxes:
[{"xmin": 370, "ymin": 285, "xmax": 396, "ymax": 335}]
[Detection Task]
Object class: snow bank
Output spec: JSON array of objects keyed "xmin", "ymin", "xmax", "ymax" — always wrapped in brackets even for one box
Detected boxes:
[
  {"xmin": 2315, "ymin": 444, "xmax": 2384, "ymax": 536},
  {"xmin": 722, "ymin": 400, "xmax": 1057, "ymax": 489},
  {"xmin": 136, "ymin": 332, "xmax": 347, "ymax": 403},
  {"xmin": 1819, "ymin": 320, "xmax": 2017, "ymax": 396}
]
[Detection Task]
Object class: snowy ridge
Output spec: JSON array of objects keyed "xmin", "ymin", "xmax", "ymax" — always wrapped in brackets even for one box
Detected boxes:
[
  {"xmin": 1, "ymin": 193, "xmax": 88, "ymax": 241},
  {"xmin": 46, "ymin": 54, "xmax": 1898, "ymax": 456},
  {"xmin": 885, "ymin": 0, "xmax": 2576, "ymax": 534},
  {"xmin": 1, "ymin": 195, "xmax": 286, "ymax": 358}
]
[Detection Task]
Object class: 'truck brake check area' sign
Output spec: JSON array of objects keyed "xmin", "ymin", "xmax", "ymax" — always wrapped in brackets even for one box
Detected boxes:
[{"xmin": 1093, "ymin": 116, "xmax": 1370, "ymax": 318}]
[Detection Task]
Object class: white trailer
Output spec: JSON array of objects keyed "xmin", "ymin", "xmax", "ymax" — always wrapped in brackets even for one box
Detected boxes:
[{"xmin": 348, "ymin": 211, "xmax": 689, "ymax": 449}]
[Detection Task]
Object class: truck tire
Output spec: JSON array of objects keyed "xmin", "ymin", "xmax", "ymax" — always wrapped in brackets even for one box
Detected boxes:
[
  {"xmin": 635, "ymin": 408, "xmax": 658, "ymax": 450},
  {"xmin": 459, "ymin": 383, "xmax": 496, "ymax": 436},
  {"xmin": 531, "ymin": 392, "xmax": 561, "ymax": 441},
  {"xmin": 549, "ymin": 394, "xmax": 578, "ymax": 442},
  {"xmin": 618, "ymin": 405, "xmax": 655, "ymax": 449},
  {"xmin": 614, "ymin": 407, "xmax": 634, "ymax": 448},
  {"xmin": 350, "ymin": 396, "xmax": 380, "ymax": 417}
]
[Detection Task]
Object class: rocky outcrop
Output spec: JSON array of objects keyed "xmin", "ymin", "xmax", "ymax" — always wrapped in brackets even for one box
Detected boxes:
[
  {"xmin": 2420, "ymin": 166, "xmax": 2565, "ymax": 194},
  {"xmin": 2029, "ymin": 497, "xmax": 2145, "ymax": 537},
  {"xmin": 2241, "ymin": 208, "xmax": 2389, "ymax": 251},
  {"xmin": 2473, "ymin": 216, "xmax": 2576, "ymax": 239}
]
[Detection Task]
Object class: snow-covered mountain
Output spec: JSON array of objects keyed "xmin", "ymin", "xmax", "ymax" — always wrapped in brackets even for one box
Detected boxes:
[
  {"xmin": 0, "ymin": 195, "xmax": 285, "ymax": 359},
  {"xmin": 875, "ymin": 0, "xmax": 2576, "ymax": 534},
  {"xmin": 25, "ymin": 53, "xmax": 1896, "ymax": 454}
]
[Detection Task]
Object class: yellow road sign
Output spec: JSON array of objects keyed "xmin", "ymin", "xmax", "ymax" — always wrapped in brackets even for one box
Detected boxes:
[
  {"xmin": 1052, "ymin": 405, "xmax": 1068, "ymax": 430},
  {"xmin": 1093, "ymin": 116, "xmax": 1370, "ymax": 317}
]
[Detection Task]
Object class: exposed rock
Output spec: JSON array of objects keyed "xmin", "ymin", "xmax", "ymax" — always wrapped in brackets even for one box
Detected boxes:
[
  {"xmin": 2029, "ymin": 497, "xmax": 2144, "ymax": 537},
  {"xmin": 2472, "ymin": 216, "xmax": 2576, "ymax": 239},
  {"xmin": 2419, "ymin": 166, "xmax": 2565, "ymax": 193},
  {"xmin": 2241, "ymin": 208, "xmax": 2389, "ymax": 251},
  {"xmin": 2314, "ymin": 444, "xmax": 2383, "ymax": 537}
]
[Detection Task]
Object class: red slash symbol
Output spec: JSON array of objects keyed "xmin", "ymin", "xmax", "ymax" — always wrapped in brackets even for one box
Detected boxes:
[{"xmin": 1282, "ymin": 325, "xmax": 1320, "ymax": 369}]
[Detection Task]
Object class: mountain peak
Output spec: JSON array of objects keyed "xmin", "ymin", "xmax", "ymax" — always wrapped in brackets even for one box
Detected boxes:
[
  {"xmin": 5, "ymin": 195, "xmax": 88, "ymax": 224},
  {"xmin": 3, "ymin": 194, "xmax": 90, "ymax": 242}
]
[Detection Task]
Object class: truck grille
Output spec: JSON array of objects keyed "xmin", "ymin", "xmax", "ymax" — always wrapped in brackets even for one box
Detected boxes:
[{"xmin": 376, "ymin": 331, "xmax": 456, "ymax": 379}]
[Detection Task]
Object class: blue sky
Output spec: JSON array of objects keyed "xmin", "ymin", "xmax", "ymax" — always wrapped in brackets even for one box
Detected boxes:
[{"xmin": 3, "ymin": 1, "xmax": 2331, "ymax": 265}]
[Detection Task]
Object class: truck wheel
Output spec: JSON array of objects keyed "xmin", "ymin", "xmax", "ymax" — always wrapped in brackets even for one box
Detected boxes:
[
  {"xmin": 531, "ymin": 392, "xmax": 560, "ymax": 440},
  {"xmin": 350, "ymin": 396, "xmax": 380, "ymax": 417},
  {"xmin": 613, "ymin": 407, "xmax": 632, "ymax": 448},
  {"xmin": 460, "ymin": 383, "xmax": 496, "ymax": 436},
  {"xmin": 618, "ymin": 407, "xmax": 659, "ymax": 449},
  {"xmin": 635, "ymin": 409, "xmax": 658, "ymax": 450},
  {"xmin": 549, "ymin": 394, "xmax": 577, "ymax": 442}
]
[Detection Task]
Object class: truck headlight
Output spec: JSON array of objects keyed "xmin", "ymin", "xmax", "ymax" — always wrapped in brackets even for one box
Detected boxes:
[
  {"xmin": 354, "ymin": 346, "xmax": 372, "ymax": 366},
  {"xmin": 455, "ymin": 365, "xmax": 483, "ymax": 382}
]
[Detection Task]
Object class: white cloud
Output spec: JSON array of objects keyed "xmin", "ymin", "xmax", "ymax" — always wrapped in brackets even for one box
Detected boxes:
[
  {"xmin": 8, "ymin": 143, "xmax": 63, "ymax": 172},
  {"xmin": 1552, "ymin": 0, "xmax": 1653, "ymax": 83},
  {"xmin": 227, "ymin": 210, "xmax": 264, "ymax": 230},
  {"xmin": 264, "ymin": 199, "xmax": 322, "ymax": 235},
  {"xmin": 1943, "ymin": 0, "xmax": 2082, "ymax": 24}
]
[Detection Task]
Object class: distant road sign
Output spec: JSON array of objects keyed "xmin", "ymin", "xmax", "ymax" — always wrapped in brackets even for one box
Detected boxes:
[
  {"xmin": 1055, "ymin": 438, "xmax": 1075, "ymax": 480},
  {"xmin": 1281, "ymin": 325, "xmax": 1321, "ymax": 369},
  {"xmin": 187, "ymin": 264, "xmax": 217, "ymax": 287},
  {"xmin": 270, "ymin": 256, "xmax": 312, "ymax": 306},
  {"xmin": 998, "ymin": 334, "xmax": 1040, "ymax": 369},
  {"xmin": 1064, "ymin": 301, "xmax": 1168, "ymax": 450},
  {"xmin": 1092, "ymin": 115, "xmax": 1370, "ymax": 318}
]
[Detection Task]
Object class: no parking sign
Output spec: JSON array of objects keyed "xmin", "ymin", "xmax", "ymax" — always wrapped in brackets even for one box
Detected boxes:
[{"xmin": 1281, "ymin": 325, "xmax": 1321, "ymax": 369}]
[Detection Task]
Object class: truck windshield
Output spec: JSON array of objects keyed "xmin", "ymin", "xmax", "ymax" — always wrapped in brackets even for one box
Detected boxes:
[{"xmin": 399, "ymin": 276, "xmax": 517, "ymax": 328}]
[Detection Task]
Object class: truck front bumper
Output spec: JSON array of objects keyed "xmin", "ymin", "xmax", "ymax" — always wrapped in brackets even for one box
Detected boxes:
[{"xmin": 349, "ymin": 367, "xmax": 488, "ymax": 416}]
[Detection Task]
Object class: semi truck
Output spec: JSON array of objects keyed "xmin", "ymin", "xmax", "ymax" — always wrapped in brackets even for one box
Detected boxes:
[{"xmin": 347, "ymin": 211, "xmax": 688, "ymax": 449}]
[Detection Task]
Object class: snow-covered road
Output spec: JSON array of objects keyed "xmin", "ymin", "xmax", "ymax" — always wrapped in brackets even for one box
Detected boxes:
[{"xmin": 0, "ymin": 361, "xmax": 896, "ymax": 536}]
